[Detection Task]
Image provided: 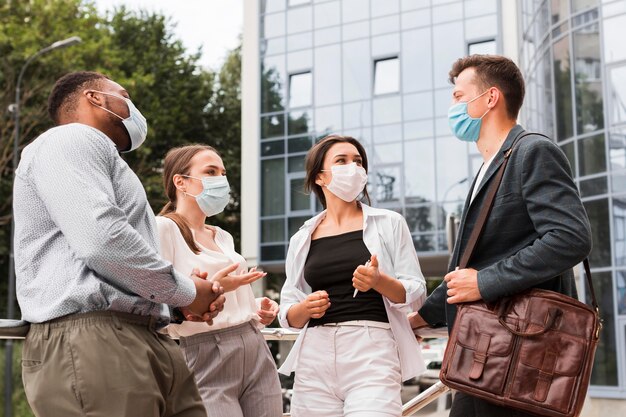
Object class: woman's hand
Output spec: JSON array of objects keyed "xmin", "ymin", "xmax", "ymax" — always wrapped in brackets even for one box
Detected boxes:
[
  {"xmin": 352, "ymin": 254, "xmax": 381, "ymax": 292},
  {"xmin": 257, "ymin": 297, "xmax": 279, "ymax": 325},
  {"xmin": 302, "ymin": 290, "xmax": 331, "ymax": 319},
  {"xmin": 212, "ymin": 264, "xmax": 267, "ymax": 293}
]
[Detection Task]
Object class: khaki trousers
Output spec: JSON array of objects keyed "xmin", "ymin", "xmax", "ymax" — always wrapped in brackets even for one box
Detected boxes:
[{"xmin": 22, "ymin": 311, "xmax": 207, "ymax": 417}]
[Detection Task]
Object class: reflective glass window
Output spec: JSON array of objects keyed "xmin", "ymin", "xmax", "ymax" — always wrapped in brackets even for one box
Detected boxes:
[
  {"xmin": 262, "ymin": 219, "xmax": 285, "ymax": 243},
  {"xmin": 261, "ymin": 114, "xmax": 286, "ymax": 138},
  {"xmin": 261, "ymin": 139, "xmax": 285, "ymax": 157},
  {"xmin": 261, "ymin": 245, "xmax": 286, "ymax": 261},
  {"xmin": 374, "ymin": 143, "xmax": 403, "ymax": 164},
  {"xmin": 314, "ymin": 1, "xmax": 340, "ymax": 29},
  {"xmin": 573, "ymin": 24, "xmax": 603, "ymax": 134},
  {"xmin": 315, "ymin": 105, "xmax": 342, "ymax": 134},
  {"xmin": 372, "ymin": 33, "xmax": 400, "ymax": 57},
  {"xmin": 289, "ymin": 72, "xmax": 312, "ymax": 108},
  {"xmin": 604, "ymin": 14, "xmax": 626, "ymax": 63},
  {"xmin": 602, "ymin": 1, "xmax": 626, "ymax": 18},
  {"xmin": 412, "ymin": 233, "xmax": 437, "ymax": 252},
  {"xmin": 262, "ymin": 12, "xmax": 286, "ymax": 39},
  {"xmin": 371, "ymin": 0, "xmax": 400, "ymax": 17},
  {"xmin": 373, "ymin": 124, "xmax": 402, "ymax": 143},
  {"xmin": 553, "ymin": 36, "xmax": 574, "ymax": 141},
  {"xmin": 343, "ymin": 40, "xmax": 371, "ymax": 101},
  {"xmin": 589, "ymin": 271, "xmax": 618, "ymax": 386},
  {"xmin": 404, "ymin": 120, "xmax": 434, "ymax": 140},
  {"xmin": 262, "ymin": 0, "xmax": 286, "ymax": 14},
  {"xmin": 436, "ymin": 137, "xmax": 470, "ymax": 202},
  {"xmin": 401, "ymin": 9, "xmax": 431, "ymax": 29},
  {"xmin": 551, "ymin": 0, "xmax": 570, "ymax": 23},
  {"xmin": 401, "ymin": 0, "xmax": 430, "ymax": 11},
  {"xmin": 342, "ymin": 0, "xmax": 369, "ymax": 23},
  {"xmin": 373, "ymin": 96, "xmax": 402, "ymax": 125},
  {"xmin": 405, "ymin": 205, "xmax": 437, "ymax": 234},
  {"xmin": 288, "ymin": 155, "xmax": 306, "ymax": 173},
  {"xmin": 288, "ymin": 136, "xmax": 312, "ymax": 153},
  {"xmin": 584, "ymin": 198, "xmax": 611, "ymax": 268},
  {"xmin": 433, "ymin": 22, "xmax": 464, "ymax": 88},
  {"xmin": 289, "ymin": 216, "xmax": 311, "ymax": 237},
  {"xmin": 315, "ymin": 26, "xmax": 341, "ymax": 45},
  {"xmin": 434, "ymin": 88, "xmax": 452, "ymax": 118},
  {"xmin": 262, "ymin": 55, "xmax": 286, "ymax": 113},
  {"xmin": 464, "ymin": 15, "xmax": 498, "ymax": 40},
  {"xmin": 579, "ymin": 176, "xmax": 608, "ymax": 197},
  {"xmin": 314, "ymin": 45, "xmax": 342, "ymax": 106},
  {"xmin": 288, "ymin": 109, "xmax": 313, "ymax": 134},
  {"xmin": 617, "ymin": 271, "xmax": 626, "ymax": 313},
  {"xmin": 609, "ymin": 66, "xmax": 626, "ymax": 125},
  {"xmin": 572, "ymin": 0, "xmax": 598, "ymax": 13},
  {"xmin": 560, "ymin": 142, "xmax": 577, "ymax": 177},
  {"xmin": 343, "ymin": 21, "xmax": 370, "ymax": 41},
  {"xmin": 372, "ymin": 15, "xmax": 400, "ymax": 36},
  {"xmin": 464, "ymin": 0, "xmax": 497, "ymax": 18},
  {"xmin": 402, "ymin": 28, "xmax": 433, "ymax": 93},
  {"xmin": 578, "ymin": 134, "xmax": 606, "ymax": 176},
  {"xmin": 263, "ymin": 38, "xmax": 286, "ymax": 56},
  {"xmin": 541, "ymin": 49, "xmax": 555, "ymax": 137},
  {"xmin": 343, "ymin": 101, "xmax": 372, "ymax": 129},
  {"xmin": 373, "ymin": 166, "xmax": 402, "ymax": 203},
  {"xmin": 404, "ymin": 140, "xmax": 436, "ymax": 202},
  {"xmin": 262, "ymin": 158, "xmax": 285, "ymax": 216},
  {"xmin": 609, "ymin": 127, "xmax": 626, "ymax": 171},
  {"xmin": 468, "ymin": 39, "xmax": 497, "ymax": 55},
  {"xmin": 403, "ymin": 92, "xmax": 434, "ymax": 121},
  {"xmin": 287, "ymin": 49, "xmax": 313, "ymax": 72},
  {"xmin": 287, "ymin": 4, "xmax": 312, "ymax": 34},
  {"xmin": 615, "ymin": 197, "xmax": 626, "ymax": 266},
  {"xmin": 288, "ymin": 32, "xmax": 313, "ymax": 51},
  {"xmin": 290, "ymin": 177, "xmax": 310, "ymax": 210},
  {"xmin": 288, "ymin": 0, "xmax": 310, "ymax": 5}
]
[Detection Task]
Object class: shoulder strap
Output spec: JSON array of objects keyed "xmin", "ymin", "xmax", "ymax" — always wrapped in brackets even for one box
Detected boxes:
[{"xmin": 457, "ymin": 131, "xmax": 598, "ymax": 311}]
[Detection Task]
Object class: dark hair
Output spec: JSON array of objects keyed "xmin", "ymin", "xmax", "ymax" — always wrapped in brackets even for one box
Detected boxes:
[
  {"xmin": 448, "ymin": 54, "xmax": 525, "ymax": 120},
  {"xmin": 48, "ymin": 71, "xmax": 109, "ymax": 124},
  {"xmin": 158, "ymin": 144, "xmax": 220, "ymax": 254},
  {"xmin": 304, "ymin": 135, "xmax": 371, "ymax": 208}
]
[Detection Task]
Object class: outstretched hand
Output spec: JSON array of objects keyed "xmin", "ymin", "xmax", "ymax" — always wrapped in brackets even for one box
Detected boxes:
[
  {"xmin": 257, "ymin": 297, "xmax": 279, "ymax": 325},
  {"xmin": 212, "ymin": 264, "xmax": 267, "ymax": 293}
]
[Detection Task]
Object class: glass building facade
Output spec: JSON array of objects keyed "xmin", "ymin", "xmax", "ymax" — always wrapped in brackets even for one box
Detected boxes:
[
  {"xmin": 519, "ymin": 0, "xmax": 626, "ymax": 397},
  {"xmin": 247, "ymin": 0, "xmax": 626, "ymax": 399}
]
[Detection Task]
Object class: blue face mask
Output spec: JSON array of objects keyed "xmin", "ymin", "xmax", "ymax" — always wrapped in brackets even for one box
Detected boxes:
[
  {"xmin": 183, "ymin": 175, "xmax": 230, "ymax": 217},
  {"xmin": 448, "ymin": 90, "xmax": 491, "ymax": 142}
]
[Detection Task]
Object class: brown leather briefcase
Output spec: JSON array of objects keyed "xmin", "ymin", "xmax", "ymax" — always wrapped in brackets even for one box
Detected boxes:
[{"xmin": 440, "ymin": 134, "xmax": 601, "ymax": 417}]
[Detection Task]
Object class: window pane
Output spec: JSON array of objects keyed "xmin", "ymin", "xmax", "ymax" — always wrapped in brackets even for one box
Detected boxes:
[
  {"xmin": 551, "ymin": 0, "xmax": 570, "ymax": 23},
  {"xmin": 262, "ymin": 56, "xmax": 286, "ymax": 113},
  {"xmin": 405, "ymin": 140, "xmax": 435, "ymax": 203},
  {"xmin": 262, "ymin": 158, "xmax": 285, "ymax": 216},
  {"xmin": 603, "ymin": 14, "xmax": 626, "ymax": 63},
  {"xmin": 374, "ymin": 57, "xmax": 400, "ymax": 95},
  {"xmin": 261, "ymin": 245, "xmax": 286, "ymax": 261},
  {"xmin": 261, "ymin": 114, "xmax": 285, "ymax": 138},
  {"xmin": 262, "ymin": 0, "xmax": 286, "ymax": 14},
  {"xmin": 553, "ymin": 36, "xmax": 574, "ymax": 141},
  {"xmin": 433, "ymin": 22, "xmax": 464, "ymax": 89},
  {"xmin": 404, "ymin": 120, "xmax": 434, "ymax": 140},
  {"xmin": 401, "ymin": 8, "xmax": 430, "ymax": 30},
  {"xmin": 373, "ymin": 96, "xmax": 402, "ymax": 125},
  {"xmin": 413, "ymin": 233, "xmax": 437, "ymax": 252},
  {"xmin": 579, "ymin": 176, "xmax": 607, "ymax": 197},
  {"xmin": 289, "ymin": 216, "xmax": 310, "ymax": 237},
  {"xmin": 404, "ymin": 92, "xmax": 434, "ymax": 121},
  {"xmin": 289, "ymin": 72, "xmax": 312, "ymax": 108},
  {"xmin": 588, "ymin": 271, "xmax": 618, "ymax": 386},
  {"xmin": 615, "ymin": 197, "xmax": 626, "ymax": 266},
  {"xmin": 288, "ymin": 155, "xmax": 305, "ymax": 173},
  {"xmin": 343, "ymin": 101, "xmax": 372, "ymax": 129},
  {"xmin": 572, "ymin": 0, "xmax": 598, "ymax": 12},
  {"xmin": 465, "ymin": 0, "xmax": 497, "ymax": 17},
  {"xmin": 610, "ymin": 127, "xmax": 626, "ymax": 171},
  {"xmin": 289, "ymin": 0, "xmax": 310, "ymax": 6},
  {"xmin": 288, "ymin": 135, "xmax": 312, "ymax": 153},
  {"xmin": 468, "ymin": 39, "xmax": 497, "ymax": 55},
  {"xmin": 314, "ymin": 45, "xmax": 341, "ymax": 106},
  {"xmin": 560, "ymin": 142, "xmax": 577, "ymax": 177},
  {"xmin": 261, "ymin": 139, "xmax": 285, "ymax": 157},
  {"xmin": 315, "ymin": 105, "xmax": 342, "ymax": 134},
  {"xmin": 578, "ymin": 134, "xmax": 606, "ymax": 176},
  {"xmin": 287, "ymin": 32, "xmax": 313, "ymax": 51},
  {"xmin": 287, "ymin": 5, "xmax": 312, "ymax": 34},
  {"xmin": 290, "ymin": 177, "xmax": 309, "ymax": 210},
  {"xmin": 262, "ymin": 219, "xmax": 285, "ymax": 243},
  {"xmin": 342, "ymin": 0, "xmax": 369, "ymax": 23},
  {"xmin": 373, "ymin": 166, "xmax": 401, "ymax": 203},
  {"xmin": 262, "ymin": 12, "xmax": 286, "ymax": 39},
  {"xmin": 573, "ymin": 24, "xmax": 603, "ymax": 134},
  {"xmin": 584, "ymin": 198, "xmax": 611, "ymax": 268},
  {"xmin": 618, "ymin": 271, "xmax": 626, "ymax": 314},
  {"xmin": 374, "ymin": 143, "xmax": 402, "ymax": 164},
  {"xmin": 406, "ymin": 205, "xmax": 437, "ymax": 234},
  {"xmin": 373, "ymin": 124, "xmax": 402, "ymax": 143},
  {"xmin": 402, "ymin": 29, "xmax": 432, "ymax": 93},
  {"xmin": 436, "ymin": 138, "xmax": 470, "ymax": 203},
  {"xmin": 314, "ymin": 1, "xmax": 340, "ymax": 29},
  {"xmin": 371, "ymin": 0, "xmax": 399, "ymax": 17},
  {"xmin": 343, "ymin": 40, "xmax": 371, "ymax": 101},
  {"xmin": 288, "ymin": 109, "xmax": 313, "ymax": 135},
  {"xmin": 609, "ymin": 66, "xmax": 626, "ymax": 125}
]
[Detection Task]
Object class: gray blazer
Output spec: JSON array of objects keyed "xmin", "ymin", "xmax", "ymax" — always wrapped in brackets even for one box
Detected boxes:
[{"xmin": 419, "ymin": 125, "xmax": 592, "ymax": 332}]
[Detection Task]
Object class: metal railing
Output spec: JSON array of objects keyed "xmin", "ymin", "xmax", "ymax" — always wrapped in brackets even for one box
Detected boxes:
[{"xmin": 0, "ymin": 320, "xmax": 450, "ymax": 416}]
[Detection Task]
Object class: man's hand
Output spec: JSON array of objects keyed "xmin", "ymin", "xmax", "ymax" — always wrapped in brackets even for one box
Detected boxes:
[
  {"xmin": 257, "ymin": 297, "xmax": 279, "ymax": 325},
  {"xmin": 213, "ymin": 264, "xmax": 266, "ymax": 293},
  {"xmin": 184, "ymin": 269, "xmax": 225, "ymax": 324},
  {"xmin": 302, "ymin": 290, "xmax": 331, "ymax": 319},
  {"xmin": 353, "ymin": 254, "xmax": 381, "ymax": 293},
  {"xmin": 444, "ymin": 268, "xmax": 481, "ymax": 304}
]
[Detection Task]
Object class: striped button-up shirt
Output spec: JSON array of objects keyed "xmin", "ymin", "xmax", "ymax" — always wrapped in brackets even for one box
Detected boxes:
[{"xmin": 13, "ymin": 123, "xmax": 196, "ymax": 327}]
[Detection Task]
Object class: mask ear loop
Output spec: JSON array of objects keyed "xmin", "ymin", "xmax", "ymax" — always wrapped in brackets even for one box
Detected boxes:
[{"xmin": 85, "ymin": 90, "xmax": 125, "ymax": 120}]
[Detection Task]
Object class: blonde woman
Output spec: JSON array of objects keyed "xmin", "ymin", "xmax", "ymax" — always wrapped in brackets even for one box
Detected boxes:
[
  {"xmin": 157, "ymin": 144, "xmax": 282, "ymax": 417},
  {"xmin": 279, "ymin": 135, "xmax": 427, "ymax": 417}
]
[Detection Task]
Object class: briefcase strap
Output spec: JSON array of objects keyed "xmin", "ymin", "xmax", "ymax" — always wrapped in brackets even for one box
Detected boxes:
[{"xmin": 457, "ymin": 131, "xmax": 598, "ymax": 312}]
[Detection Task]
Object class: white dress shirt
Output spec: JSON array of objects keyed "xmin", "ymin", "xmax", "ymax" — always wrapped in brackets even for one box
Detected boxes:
[
  {"xmin": 278, "ymin": 204, "xmax": 427, "ymax": 381},
  {"xmin": 156, "ymin": 216, "xmax": 261, "ymax": 337}
]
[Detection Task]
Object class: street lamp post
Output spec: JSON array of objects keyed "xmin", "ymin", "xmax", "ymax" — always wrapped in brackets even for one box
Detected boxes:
[{"xmin": 4, "ymin": 36, "xmax": 81, "ymax": 417}]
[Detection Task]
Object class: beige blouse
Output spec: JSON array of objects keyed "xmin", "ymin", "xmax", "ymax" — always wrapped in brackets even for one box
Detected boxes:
[{"xmin": 156, "ymin": 216, "xmax": 261, "ymax": 338}]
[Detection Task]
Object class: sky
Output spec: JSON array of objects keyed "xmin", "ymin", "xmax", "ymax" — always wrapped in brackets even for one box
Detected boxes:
[{"xmin": 93, "ymin": 0, "xmax": 243, "ymax": 70}]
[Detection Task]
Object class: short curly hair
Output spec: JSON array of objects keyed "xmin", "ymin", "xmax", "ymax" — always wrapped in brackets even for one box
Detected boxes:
[
  {"xmin": 449, "ymin": 55, "xmax": 525, "ymax": 120},
  {"xmin": 48, "ymin": 71, "xmax": 109, "ymax": 124}
]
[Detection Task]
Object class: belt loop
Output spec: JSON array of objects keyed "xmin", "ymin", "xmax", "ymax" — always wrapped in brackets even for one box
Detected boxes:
[
  {"xmin": 112, "ymin": 314, "xmax": 122, "ymax": 330},
  {"xmin": 43, "ymin": 322, "xmax": 50, "ymax": 340}
]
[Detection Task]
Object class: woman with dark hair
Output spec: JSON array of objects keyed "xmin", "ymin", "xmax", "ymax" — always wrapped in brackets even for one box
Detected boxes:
[
  {"xmin": 156, "ymin": 144, "xmax": 283, "ymax": 417},
  {"xmin": 278, "ymin": 135, "xmax": 427, "ymax": 417}
]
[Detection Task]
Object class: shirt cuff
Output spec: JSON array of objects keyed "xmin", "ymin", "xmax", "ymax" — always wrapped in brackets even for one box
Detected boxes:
[{"xmin": 163, "ymin": 270, "xmax": 197, "ymax": 307}]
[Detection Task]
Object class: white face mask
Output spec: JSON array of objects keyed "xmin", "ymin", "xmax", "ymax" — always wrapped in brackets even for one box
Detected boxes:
[
  {"xmin": 182, "ymin": 175, "xmax": 230, "ymax": 217},
  {"xmin": 322, "ymin": 162, "xmax": 368, "ymax": 202},
  {"xmin": 88, "ymin": 90, "xmax": 148, "ymax": 152}
]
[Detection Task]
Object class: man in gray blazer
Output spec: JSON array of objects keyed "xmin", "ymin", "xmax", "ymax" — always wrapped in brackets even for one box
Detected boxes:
[{"xmin": 409, "ymin": 55, "xmax": 592, "ymax": 416}]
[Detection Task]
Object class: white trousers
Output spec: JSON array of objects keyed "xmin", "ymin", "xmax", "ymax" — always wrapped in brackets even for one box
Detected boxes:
[{"xmin": 291, "ymin": 324, "xmax": 402, "ymax": 417}]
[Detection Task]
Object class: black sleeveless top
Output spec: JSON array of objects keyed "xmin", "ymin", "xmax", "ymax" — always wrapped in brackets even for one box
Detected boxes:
[{"xmin": 304, "ymin": 230, "xmax": 389, "ymax": 327}]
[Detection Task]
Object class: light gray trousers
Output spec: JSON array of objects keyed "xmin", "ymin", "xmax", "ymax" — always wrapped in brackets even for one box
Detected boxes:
[{"xmin": 180, "ymin": 321, "xmax": 283, "ymax": 417}]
